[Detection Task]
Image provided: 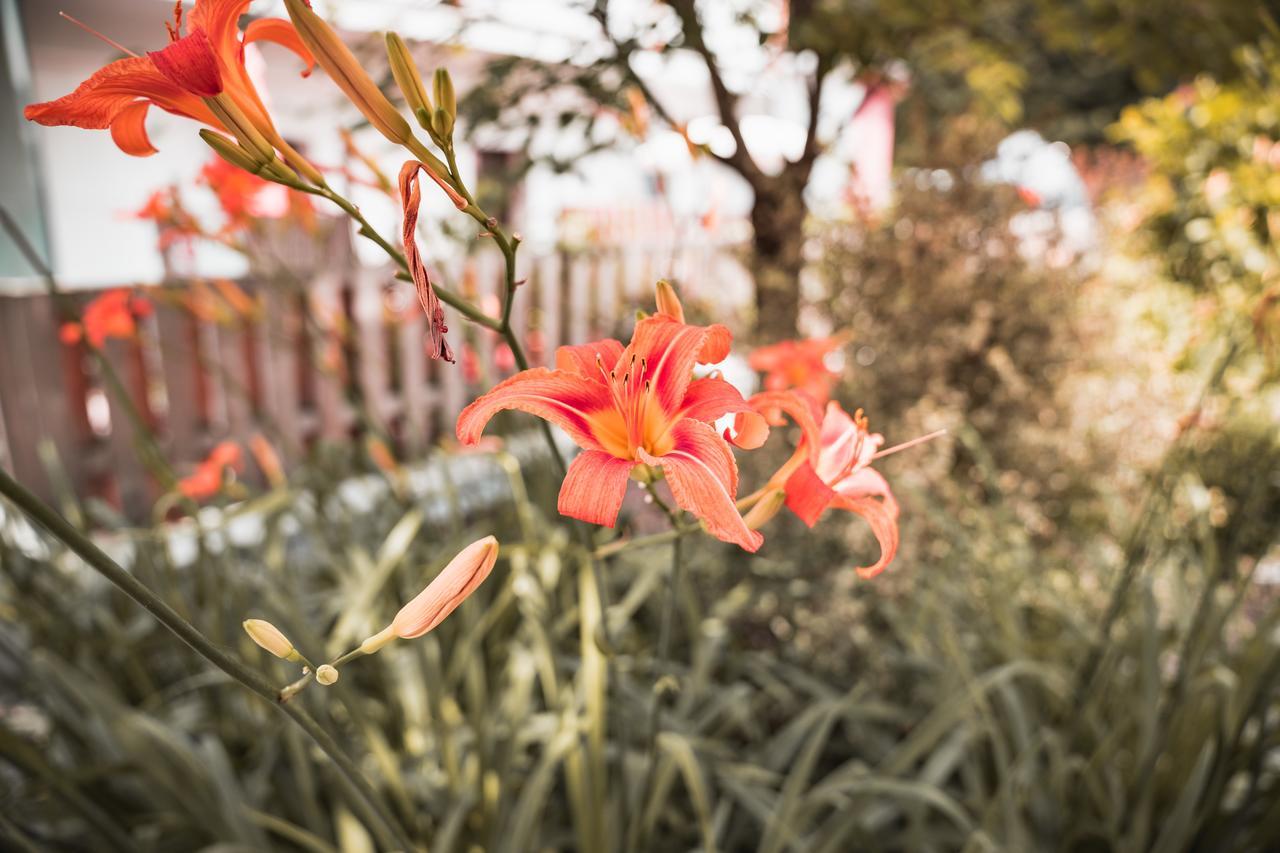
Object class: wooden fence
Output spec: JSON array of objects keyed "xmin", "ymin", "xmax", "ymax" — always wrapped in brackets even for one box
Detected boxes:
[{"xmin": 0, "ymin": 235, "xmax": 746, "ymax": 520}]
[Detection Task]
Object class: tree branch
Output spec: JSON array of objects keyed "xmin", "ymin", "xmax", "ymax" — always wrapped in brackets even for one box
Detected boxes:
[
  {"xmin": 667, "ymin": 0, "xmax": 763, "ymax": 186},
  {"xmin": 798, "ymin": 52, "xmax": 832, "ymax": 177},
  {"xmin": 590, "ymin": 3, "xmax": 746, "ymax": 175}
]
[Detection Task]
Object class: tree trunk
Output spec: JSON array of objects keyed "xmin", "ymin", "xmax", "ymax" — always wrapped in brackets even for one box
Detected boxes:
[{"xmin": 749, "ymin": 176, "xmax": 807, "ymax": 342}]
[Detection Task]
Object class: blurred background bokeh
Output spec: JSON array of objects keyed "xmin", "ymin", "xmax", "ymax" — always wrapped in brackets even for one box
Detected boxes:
[{"xmin": 2, "ymin": 1, "xmax": 1279, "ymax": 851}]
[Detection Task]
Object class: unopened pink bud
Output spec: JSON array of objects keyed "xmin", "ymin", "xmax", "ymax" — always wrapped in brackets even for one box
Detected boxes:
[{"xmin": 360, "ymin": 536, "xmax": 499, "ymax": 653}]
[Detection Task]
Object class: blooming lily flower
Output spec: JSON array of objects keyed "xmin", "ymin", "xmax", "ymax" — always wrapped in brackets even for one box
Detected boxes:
[
  {"xmin": 748, "ymin": 391, "xmax": 905, "ymax": 578},
  {"xmin": 25, "ymin": 1, "xmax": 315, "ymax": 175},
  {"xmin": 748, "ymin": 335, "xmax": 847, "ymax": 404},
  {"xmin": 60, "ymin": 289, "xmax": 153, "ymax": 348},
  {"xmin": 457, "ymin": 288, "xmax": 768, "ymax": 551},
  {"xmin": 360, "ymin": 536, "xmax": 500, "ymax": 653}
]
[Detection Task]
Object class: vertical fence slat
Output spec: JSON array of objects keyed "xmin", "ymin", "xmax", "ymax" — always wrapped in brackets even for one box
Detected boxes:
[
  {"xmin": 398, "ymin": 308, "xmax": 428, "ymax": 454},
  {"xmin": 567, "ymin": 253, "xmax": 591, "ymax": 347},
  {"xmin": 595, "ymin": 250, "xmax": 619, "ymax": 339},
  {"xmin": 0, "ymin": 297, "xmax": 64, "ymax": 502},
  {"xmin": 537, "ymin": 253, "xmax": 562, "ymax": 366},
  {"xmin": 310, "ymin": 274, "xmax": 350, "ymax": 441},
  {"xmin": 352, "ymin": 269, "xmax": 388, "ymax": 431},
  {"xmin": 257, "ymin": 287, "xmax": 302, "ymax": 461},
  {"xmin": 102, "ymin": 337, "xmax": 152, "ymax": 519},
  {"xmin": 215, "ymin": 316, "xmax": 254, "ymax": 442},
  {"xmin": 155, "ymin": 297, "xmax": 206, "ymax": 466},
  {"xmin": 473, "ymin": 250, "xmax": 501, "ymax": 386}
]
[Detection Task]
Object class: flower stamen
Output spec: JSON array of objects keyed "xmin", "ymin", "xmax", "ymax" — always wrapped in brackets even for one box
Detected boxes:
[{"xmin": 59, "ymin": 12, "xmax": 139, "ymax": 58}]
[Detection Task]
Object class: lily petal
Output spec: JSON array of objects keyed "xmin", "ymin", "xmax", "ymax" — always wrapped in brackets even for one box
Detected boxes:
[
  {"xmin": 640, "ymin": 419, "xmax": 761, "ymax": 552},
  {"xmin": 681, "ymin": 376, "xmax": 769, "ymax": 449},
  {"xmin": 749, "ymin": 390, "xmax": 824, "ymax": 459},
  {"xmin": 148, "ymin": 30, "xmax": 224, "ymax": 98},
  {"xmin": 243, "ymin": 18, "xmax": 316, "ymax": 76},
  {"xmin": 832, "ymin": 468, "xmax": 899, "ymax": 578},
  {"xmin": 815, "ymin": 401, "xmax": 883, "ymax": 483},
  {"xmin": 557, "ymin": 450, "xmax": 636, "ymax": 527},
  {"xmin": 25, "ymin": 55, "xmax": 216, "ymax": 133},
  {"xmin": 110, "ymin": 101, "xmax": 158, "ymax": 156},
  {"xmin": 783, "ymin": 460, "xmax": 837, "ymax": 527},
  {"xmin": 457, "ymin": 367, "xmax": 615, "ymax": 452},
  {"xmin": 624, "ymin": 315, "xmax": 733, "ymax": 416},
  {"xmin": 189, "ymin": 0, "xmax": 256, "ymax": 62},
  {"xmin": 555, "ymin": 339, "xmax": 625, "ymax": 379}
]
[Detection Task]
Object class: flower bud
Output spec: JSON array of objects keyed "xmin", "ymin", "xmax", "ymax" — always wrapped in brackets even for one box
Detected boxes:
[
  {"xmin": 386, "ymin": 33, "xmax": 432, "ymax": 125},
  {"xmin": 743, "ymin": 488, "xmax": 787, "ymax": 530},
  {"xmin": 654, "ymin": 280, "xmax": 684, "ymax": 322},
  {"xmin": 359, "ymin": 536, "xmax": 499, "ymax": 653},
  {"xmin": 433, "ymin": 68, "xmax": 456, "ymax": 122},
  {"xmin": 205, "ymin": 95, "xmax": 278, "ymax": 164},
  {"xmin": 243, "ymin": 619, "xmax": 300, "ymax": 661},
  {"xmin": 283, "ymin": 0, "xmax": 413, "ymax": 145},
  {"xmin": 200, "ymin": 130, "xmax": 264, "ymax": 174},
  {"xmin": 315, "ymin": 664, "xmax": 340, "ymax": 685},
  {"xmin": 432, "ymin": 106, "xmax": 454, "ymax": 140}
]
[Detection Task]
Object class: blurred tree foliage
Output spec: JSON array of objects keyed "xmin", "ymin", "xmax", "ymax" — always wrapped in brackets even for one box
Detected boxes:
[
  {"xmin": 1111, "ymin": 34, "xmax": 1280, "ymax": 303},
  {"xmin": 811, "ymin": 121, "xmax": 1102, "ymax": 543},
  {"xmin": 459, "ymin": 0, "xmax": 1280, "ymax": 340}
]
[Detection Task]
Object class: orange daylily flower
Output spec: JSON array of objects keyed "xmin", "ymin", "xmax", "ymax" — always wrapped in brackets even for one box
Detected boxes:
[
  {"xmin": 457, "ymin": 288, "xmax": 769, "ymax": 551},
  {"xmin": 60, "ymin": 289, "xmax": 153, "ymax": 348},
  {"xmin": 748, "ymin": 391, "xmax": 908, "ymax": 578},
  {"xmin": 133, "ymin": 187, "xmax": 205, "ymax": 249},
  {"xmin": 178, "ymin": 440, "xmax": 243, "ymax": 500},
  {"xmin": 748, "ymin": 335, "xmax": 847, "ymax": 404},
  {"xmin": 199, "ymin": 155, "xmax": 316, "ymax": 233},
  {"xmin": 25, "ymin": 1, "xmax": 314, "ymax": 168}
]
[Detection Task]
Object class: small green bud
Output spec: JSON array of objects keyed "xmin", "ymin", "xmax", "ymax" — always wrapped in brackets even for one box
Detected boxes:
[{"xmin": 433, "ymin": 68, "xmax": 456, "ymax": 120}]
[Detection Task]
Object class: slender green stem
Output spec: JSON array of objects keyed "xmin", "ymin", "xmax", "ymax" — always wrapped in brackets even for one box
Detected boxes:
[
  {"xmin": 302, "ymin": 184, "xmax": 500, "ymax": 331},
  {"xmin": 0, "ymin": 468, "xmax": 418, "ymax": 853},
  {"xmin": 627, "ymin": 502, "xmax": 685, "ymax": 853},
  {"xmin": 594, "ymin": 522, "xmax": 701, "ymax": 559},
  {"xmin": 280, "ymin": 647, "xmax": 369, "ymax": 702}
]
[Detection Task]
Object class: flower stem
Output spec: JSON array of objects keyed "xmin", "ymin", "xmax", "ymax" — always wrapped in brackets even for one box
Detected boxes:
[
  {"xmin": 0, "ymin": 467, "xmax": 418, "ymax": 853},
  {"xmin": 626, "ymin": 503, "xmax": 685, "ymax": 853}
]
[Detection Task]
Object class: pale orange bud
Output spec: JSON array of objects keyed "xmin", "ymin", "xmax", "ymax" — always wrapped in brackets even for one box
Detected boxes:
[
  {"xmin": 243, "ymin": 618, "xmax": 299, "ymax": 661},
  {"xmin": 315, "ymin": 664, "xmax": 340, "ymax": 685},
  {"xmin": 360, "ymin": 536, "xmax": 499, "ymax": 653},
  {"xmin": 655, "ymin": 280, "xmax": 684, "ymax": 322},
  {"xmin": 284, "ymin": 0, "xmax": 413, "ymax": 145}
]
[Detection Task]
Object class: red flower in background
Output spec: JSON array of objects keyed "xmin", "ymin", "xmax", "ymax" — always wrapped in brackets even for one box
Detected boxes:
[
  {"xmin": 457, "ymin": 288, "xmax": 769, "ymax": 551},
  {"xmin": 25, "ymin": 1, "xmax": 313, "ymax": 159},
  {"xmin": 199, "ymin": 155, "xmax": 316, "ymax": 233},
  {"xmin": 60, "ymin": 289, "xmax": 153, "ymax": 348},
  {"xmin": 178, "ymin": 440, "xmax": 243, "ymax": 500},
  {"xmin": 749, "ymin": 335, "xmax": 847, "ymax": 404},
  {"xmin": 133, "ymin": 187, "xmax": 203, "ymax": 249}
]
